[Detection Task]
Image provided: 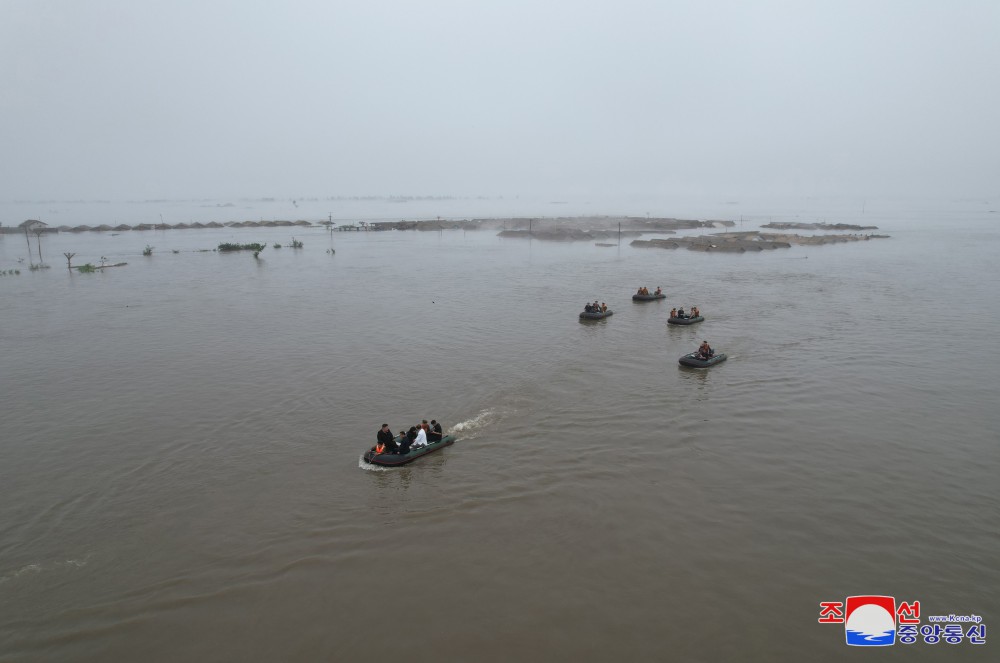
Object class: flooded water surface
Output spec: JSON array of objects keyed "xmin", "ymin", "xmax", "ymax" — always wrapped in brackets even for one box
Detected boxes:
[{"xmin": 1, "ymin": 202, "xmax": 998, "ymax": 661}]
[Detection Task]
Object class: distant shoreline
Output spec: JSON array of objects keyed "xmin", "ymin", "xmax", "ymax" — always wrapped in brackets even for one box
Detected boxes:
[
  {"xmin": 0, "ymin": 217, "xmax": 884, "ymax": 251},
  {"xmin": 2, "ymin": 215, "xmax": 735, "ymax": 234}
]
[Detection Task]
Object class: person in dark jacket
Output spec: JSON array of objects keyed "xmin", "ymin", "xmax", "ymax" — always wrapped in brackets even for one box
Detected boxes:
[
  {"xmin": 397, "ymin": 429, "xmax": 412, "ymax": 454},
  {"xmin": 376, "ymin": 424, "xmax": 398, "ymax": 454},
  {"xmin": 428, "ymin": 419, "xmax": 443, "ymax": 442}
]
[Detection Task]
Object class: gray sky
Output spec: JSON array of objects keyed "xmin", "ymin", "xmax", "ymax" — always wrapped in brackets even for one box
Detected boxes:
[{"xmin": 2, "ymin": 0, "xmax": 998, "ymax": 201}]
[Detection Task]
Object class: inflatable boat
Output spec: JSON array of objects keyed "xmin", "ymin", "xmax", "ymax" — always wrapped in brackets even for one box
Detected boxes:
[
  {"xmin": 579, "ymin": 310, "xmax": 614, "ymax": 320},
  {"xmin": 632, "ymin": 293, "xmax": 666, "ymax": 301},
  {"xmin": 678, "ymin": 352, "xmax": 727, "ymax": 368},
  {"xmin": 362, "ymin": 434, "xmax": 456, "ymax": 466},
  {"xmin": 667, "ymin": 315, "xmax": 704, "ymax": 325}
]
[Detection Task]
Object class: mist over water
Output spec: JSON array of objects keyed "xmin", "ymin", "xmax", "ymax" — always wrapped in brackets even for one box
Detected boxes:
[{"xmin": 1, "ymin": 198, "xmax": 998, "ymax": 661}]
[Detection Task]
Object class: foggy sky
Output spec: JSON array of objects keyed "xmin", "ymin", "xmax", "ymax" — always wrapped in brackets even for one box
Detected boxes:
[{"xmin": 2, "ymin": 0, "xmax": 998, "ymax": 201}]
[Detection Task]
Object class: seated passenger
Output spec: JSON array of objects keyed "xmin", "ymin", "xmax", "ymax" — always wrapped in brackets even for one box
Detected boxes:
[
  {"xmin": 670, "ymin": 308, "xmax": 677, "ymax": 318},
  {"xmin": 677, "ymin": 307, "xmax": 686, "ymax": 318},
  {"xmin": 584, "ymin": 303, "xmax": 593, "ymax": 313},
  {"xmin": 601, "ymin": 302, "xmax": 607, "ymax": 313},
  {"xmin": 655, "ymin": 287, "xmax": 662, "ymax": 295},
  {"xmin": 428, "ymin": 419, "xmax": 443, "ymax": 442},
  {"xmin": 412, "ymin": 425, "xmax": 428, "ymax": 448},
  {"xmin": 698, "ymin": 341, "xmax": 714, "ymax": 359},
  {"xmin": 691, "ymin": 306, "xmax": 700, "ymax": 317},
  {"xmin": 637, "ymin": 287, "xmax": 644, "ymax": 295},
  {"xmin": 397, "ymin": 429, "xmax": 412, "ymax": 454}
]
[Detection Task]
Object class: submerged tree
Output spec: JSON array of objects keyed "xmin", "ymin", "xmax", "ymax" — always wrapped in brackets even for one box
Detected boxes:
[
  {"xmin": 33, "ymin": 228, "xmax": 45, "ymax": 264},
  {"xmin": 18, "ymin": 219, "xmax": 47, "ymax": 266},
  {"xmin": 64, "ymin": 252, "xmax": 76, "ymax": 270}
]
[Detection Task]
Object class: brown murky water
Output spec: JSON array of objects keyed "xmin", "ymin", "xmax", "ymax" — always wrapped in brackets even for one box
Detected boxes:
[{"xmin": 1, "ymin": 205, "xmax": 998, "ymax": 661}]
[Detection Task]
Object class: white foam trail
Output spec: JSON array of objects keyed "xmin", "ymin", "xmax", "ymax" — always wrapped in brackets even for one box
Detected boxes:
[
  {"xmin": 58, "ymin": 556, "xmax": 91, "ymax": 569},
  {"xmin": 449, "ymin": 408, "xmax": 498, "ymax": 440},
  {"xmin": 0, "ymin": 563, "xmax": 42, "ymax": 584},
  {"xmin": 14, "ymin": 563, "xmax": 41, "ymax": 577},
  {"xmin": 358, "ymin": 455, "xmax": 391, "ymax": 471}
]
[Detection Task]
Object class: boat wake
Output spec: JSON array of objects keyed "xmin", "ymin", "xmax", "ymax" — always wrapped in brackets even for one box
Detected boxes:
[
  {"xmin": 0, "ymin": 555, "xmax": 91, "ymax": 585},
  {"xmin": 449, "ymin": 408, "xmax": 499, "ymax": 440},
  {"xmin": 358, "ymin": 455, "xmax": 391, "ymax": 471}
]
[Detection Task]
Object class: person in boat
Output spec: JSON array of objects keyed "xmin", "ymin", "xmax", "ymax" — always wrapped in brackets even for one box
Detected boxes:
[
  {"xmin": 428, "ymin": 419, "xmax": 443, "ymax": 442},
  {"xmin": 670, "ymin": 307, "xmax": 677, "ymax": 318},
  {"xmin": 636, "ymin": 287, "xmax": 644, "ymax": 295},
  {"xmin": 655, "ymin": 287, "xmax": 662, "ymax": 295},
  {"xmin": 584, "ymin": 302, "xmax": 593, "ymax": 313},
  {"xmin": 691, "ymin": 306, "xmax": 700, "ymax": 317},
  {"xmin": 376, "ymin": 423, "xmax": 398, "ymax": 454},
  {"xmin": 593, "ymin": 300, "xmax": 600, "ymax": 311},
  {"xmin": 600, "ymin": 302, "xmax": 608, "ymax": 313},
  {"xmin": 397, "ymin": 429, "xmax": 412, "ymax": 454},
  {"xmin": 412, "ymin": 424, "xmax": 428, "ymax": 448},
  {"xmin": 698, "ymin": 340, "xmax": 714, "ymax": 359},
  {"xmin": 677, "ymin": 307, "xmax": 686, "ymax": 318}
]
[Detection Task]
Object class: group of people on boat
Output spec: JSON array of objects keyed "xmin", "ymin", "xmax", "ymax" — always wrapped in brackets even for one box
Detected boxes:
[
  {"xmin": 583, "ymin": 300, "xmax": 608, "ymax": 314},
  {"xmin": 670, "ymin": 306, "xmax": 700, "ymax": 319},
  {"xmin": 375, "ymin": 419, "xmax": 444, "ymax": 455},
  {"xmin": 636, "ymin": 286, "xmax": 662, "ymax": 296}
]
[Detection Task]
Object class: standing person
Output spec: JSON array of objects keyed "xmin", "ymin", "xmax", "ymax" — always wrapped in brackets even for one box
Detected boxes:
[
  {"xmin": 428, "ymin": 419, "xmax": 443, "ymax": 442},
  {"xmin": 377, "ymin": 424, "xmax": 398, "ymax": 454}
]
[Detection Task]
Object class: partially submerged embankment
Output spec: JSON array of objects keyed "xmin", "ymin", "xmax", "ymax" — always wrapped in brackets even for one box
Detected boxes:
[
  {"xmin": 631, "ymin": 230, "xmax": 888, "ymax": 252},
  {"xmin": 761, "ymin": 222, "xmax": 879, "ymax": 231}
]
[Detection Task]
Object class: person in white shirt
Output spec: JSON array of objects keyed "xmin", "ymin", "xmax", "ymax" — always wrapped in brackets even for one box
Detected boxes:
[{"xmin": 412, "ymin": 425, "xmax": 428, "ymax": 448}]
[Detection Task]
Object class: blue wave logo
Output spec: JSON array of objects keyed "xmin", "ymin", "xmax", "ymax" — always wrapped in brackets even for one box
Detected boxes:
[{"xmin": 846, "ymin": 629, "xmax": 895, "ymax": 646}]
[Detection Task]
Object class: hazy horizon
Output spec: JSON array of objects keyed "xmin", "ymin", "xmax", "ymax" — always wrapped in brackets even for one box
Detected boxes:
[{"xmin": 3, "ymin": 1, "xmax": 999, "ymax": 202}]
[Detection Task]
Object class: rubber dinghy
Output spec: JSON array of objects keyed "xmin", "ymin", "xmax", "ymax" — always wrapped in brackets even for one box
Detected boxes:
[
  {"xmin": 667, "ymin": 315, "xmax": 704, "ymax": 325},
  {"xmin": 579, "ymin": 310, "xmax": 614, "ymax": 320},
  {"xmin": 632, "ymin": 293, "xmax": 666, "ymax": 301},
  {"xmin": 678, "ymin": 352, "xmax": 727, "ymax": 368},
  {"xmin": 363, "ymin": 434, "xmax": 457, "ymax": 466}
]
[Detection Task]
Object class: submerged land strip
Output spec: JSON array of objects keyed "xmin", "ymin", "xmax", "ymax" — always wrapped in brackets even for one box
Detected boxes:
[
  {"xmin": 632, "ymin": 230, "xmax": 888, "ymax": 252},
  {"xmin": 1, "ymin": 216, "xmax": 886, "ymax": 250}
]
